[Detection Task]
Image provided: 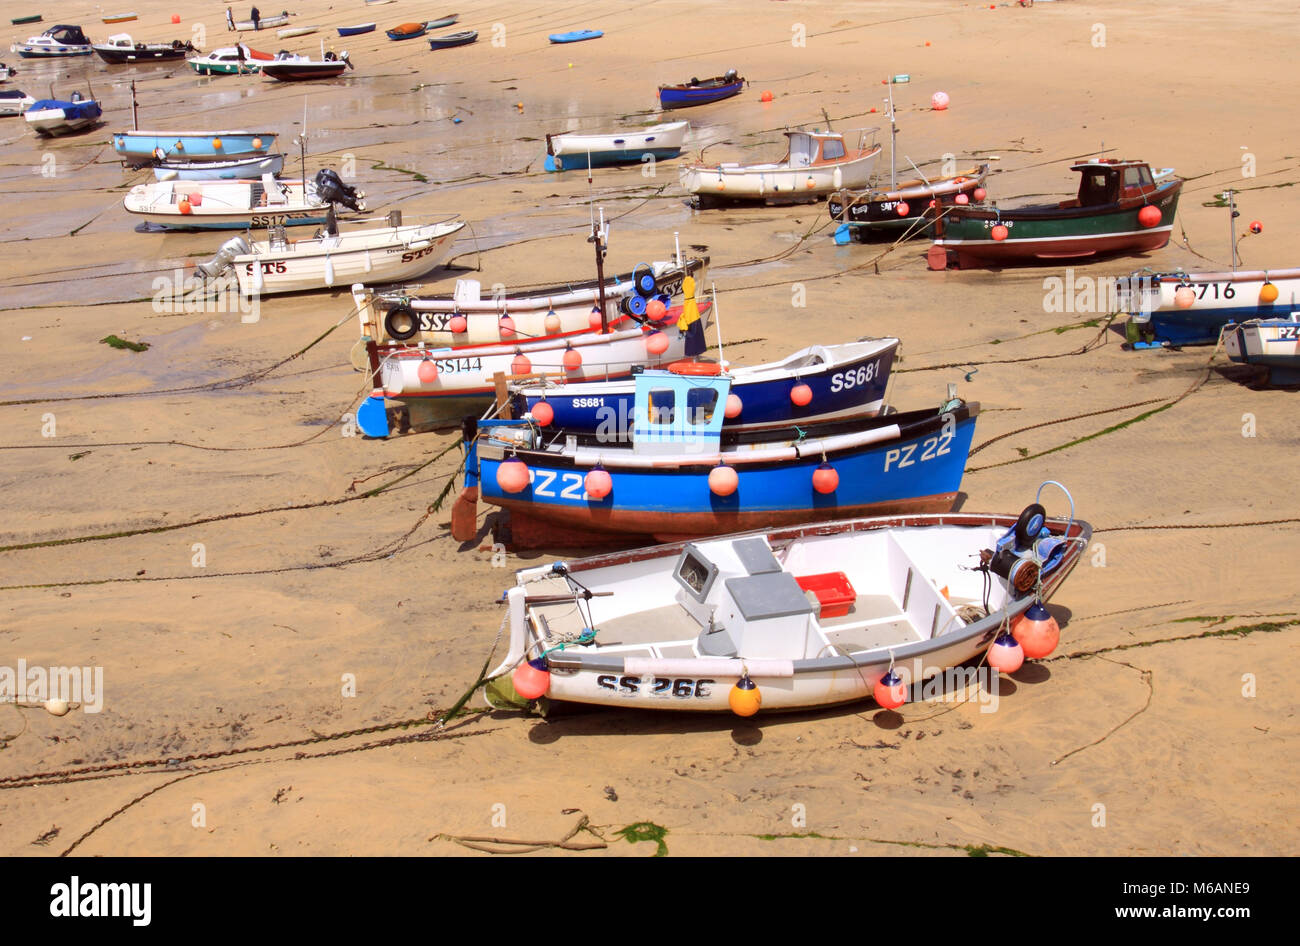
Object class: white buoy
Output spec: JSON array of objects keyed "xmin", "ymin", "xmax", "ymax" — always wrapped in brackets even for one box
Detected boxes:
[
  {"xmin": 363, "ymin": 249, "xmax": 373, "ymax": 273},
  {"xmin": 253, "ymin": 262, "xmax": 264, "ymax": 293},
  {"xmin": 44, "ymin": 699, "xmax": 70, "ymax": 717},
  {"xmin": 832, "ymin": 166, "xmax": 843, "ymax": 189},
  {"xmin": 324, "ymin": 255, "xmax": 335, "ymax": 286}
]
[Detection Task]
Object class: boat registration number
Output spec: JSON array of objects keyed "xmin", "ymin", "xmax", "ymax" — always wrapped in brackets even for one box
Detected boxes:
[
  {"xmin": 416, "ymin": 312, "xmax": 456, "ymax": 332},
  {"xmin": 401, "ymin": 243, "xmax": 443, "ymax": 264},
  {"xmin": 245, "ymin": 261, "xmax": 289, "ymax": 275},
  {"xmin": 435, "ymin": 357, "xmax": 483, "ymax": 373},
  {"xmin": 829, "ymin": 361, "xmax": 880, "ymax": 392},
  {"xmin": 1275, "ymin": 326, "xmax": 1300, "ymax": 340},
  {"xmin": 1187, "ymin": 283, "xmax": 1237, "ymax": 300},
  {"xmin": 250, "ymin": 213, "xmax": 307, "ymax": 226},
  {"xmin": 529, "ymin": 470, "xmax": 587, "ymax": 500},
  {"xmin": 883, "ymin": 428, "xmax": 954, "ymax": 472},
  {"xmin": 596, "ymin": 675, "xmax": 715, "ymax": 699}
]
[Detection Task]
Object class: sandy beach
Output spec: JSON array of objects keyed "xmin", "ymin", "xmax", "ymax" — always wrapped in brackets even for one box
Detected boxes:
[{"xmin": 0, "ymin": 0, "xmax": 1296, "ymax": 858}]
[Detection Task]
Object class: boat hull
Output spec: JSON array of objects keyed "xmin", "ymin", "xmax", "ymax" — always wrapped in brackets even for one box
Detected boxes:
[
  {"xmin": 681, "ymin": 149, "xmax": 880, "ymax": 204},
  {"xmin": 114, "ymin": 130, "xmax": 277, "ymax": 164},
  {"xmin": 1224, "ymin": 319, "xmax": 1300, "ymax": 384},
  {"xmin": 153, "ymin": 153, "xmax": 285, "ymax": 181},
  {"xmin": 828, "ymin": 166, "xmax": 989, "ymax": 242},
  {"xmin": 546, "ymin": 122, "xmax": 688, "ymax": 172},
  {"xmin": 428, "ymin": 31, "xmax": 478, "ymax": 49},
  {"xmin": 1122, "ymin": 268, "xmax": 1300, "ymax": 346},
  {"xmin": 94, "ymin": 43, "xmax": 191, "ymax": 63},
  {"xmin": 659, "ymin": 80, "xmax": 743, "ymax": 108},
  {"xmin": 124, "ymin": 179, "xmax": 335, "ymax": 230},
  {"xmin": 338, "ymin": 24, "xmax": 377, "ymax": 37},
  {"xmin": 261, "ymin": 61, "xmax": 348, "ymax": 81}
]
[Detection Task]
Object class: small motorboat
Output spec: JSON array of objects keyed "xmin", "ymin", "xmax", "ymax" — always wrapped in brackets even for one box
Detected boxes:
[
  {"xmin": 187, "ymin": 45, "xmax": 277, "ymax": 75},
  {"xmin": 1121, "ymin": 267, "xmax": 1300, "ymax": 348},
  {"xmin": 549, "ymin": 29, "xmax": 603, "ymax": 44},
  {"xmin": 114, "ymin": 128, "xmax": 277, "ymax": 165},
  {"xmin": 123, "ymin": 169, "xmax": 364, "ymax": 230},
  {"xmin": 680, "ymin": 127, "xmax": 882, "ymax": 206},
  {"xmin": 225, "ymin": 10, "xmax": 291, "ymax": 31},
  {"xmin": 25, "ymin": 91, "xmax": 101, "ymax": 135},
  {"xmin": 260, "ymin": 51, "xmax": 352, "ymax": 81},
  {"xmin": 830, "ymin": 165, "xmax": 991, "ymax": 243},
  {"xmin": 483, "ymin": 483, "xmax": 1089, "ymax": 715},
  {"xmin": 929, "ymin": 159, "xmax": 1182, "ymax": 270},
  {"xmin": 10, "ymin": 25, "xmax": 93, "ymax": 58},
  {"xmin": 0, "ymin": 61, "xmax": 17, "ymax": 80},
  {"xmin": 93, "ymin": 34, "xmax": 196, "ymax": 64},
  {"xmin": 338, "ymin": 23, "xmax": 377, "ymax": 37},
  {"xmin": 428, "ymin": 30, "xmax": 478, "ymax": 50},
  {"xmin": 1224, "ymin": 314, "xmax": 1300, "ymax": 385},
  {"xmin": 153, "ymin": 152, "xmax": 285, "ymax": 181},
  {"xmin": 197, "ymin": 211, "xmax": 465, "ymax": 295},
  {"xmin": 544, "ymin": 120, "xmax": 689, "ymax": 172},
  {"xmin": 659, "ymin": 70, "xmax": 744, "ymax": 108},
  {"xmin": 0, "ymin": 88, "xmax": 36, "ymax": 117}
]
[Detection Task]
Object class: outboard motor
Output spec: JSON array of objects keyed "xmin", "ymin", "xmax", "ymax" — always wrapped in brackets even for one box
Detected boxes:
[
  {"xmin": 313, "ymin": 167, "xmax": 365, "ymax": 212},
  {"xmin": 196, "ymin": 235, "xmax": 251, "ymax": 279}
]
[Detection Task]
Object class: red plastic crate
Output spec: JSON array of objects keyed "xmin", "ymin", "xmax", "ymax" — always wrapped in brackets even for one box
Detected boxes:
[{"xmin": 795, "ymin": 572, "xmax": 857, "ymax": 618}]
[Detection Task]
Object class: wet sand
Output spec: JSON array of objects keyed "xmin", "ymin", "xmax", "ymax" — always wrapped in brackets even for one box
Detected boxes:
[{"xmin": 1, "ymin": 0, "xmax": 1296, "ymax": 856}]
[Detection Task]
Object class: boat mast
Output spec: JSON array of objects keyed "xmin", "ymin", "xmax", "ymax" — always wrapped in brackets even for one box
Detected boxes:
[
  {"xmin": 888, "ymin": 80, "xmax": 897, "ymax": 191},
  {"xmin": 1225, "ymin": 189, "xmax": 1239, "ymax": 272},
  {"xmin": 130, "ymin": 79, "xmax": 138, "ymax": 131},
  {"xmin": 586, "ymin": 159, "xmax": 609, "ymax": 333}
]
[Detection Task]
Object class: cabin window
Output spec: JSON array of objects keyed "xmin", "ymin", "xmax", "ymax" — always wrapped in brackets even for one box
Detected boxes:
[
  {"xmin": 821, "ymin": 138, "xmax": 845, "ymax": 161},
  {"xmin": 686, "ymin": 388, "xmax": 719, "ymax": 425},
  {"xmin": 647, "ymin": 388, "xmax": 676, "ymax": 425},
  {"xmin": 1078, "ymin": 172, "xmax": 1114, "ymax": 206}
]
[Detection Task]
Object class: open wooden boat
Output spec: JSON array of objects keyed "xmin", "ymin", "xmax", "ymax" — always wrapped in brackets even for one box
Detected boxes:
[
  {"xmin": 226, "ymin": 11, "xmax": 291, "ymax": 31},
  {"xmin": 483, "ymin": 483, "xmax": 1089, "ymax": 714},
  {"xmin": 338, "ymin": 23, "xmax": 377, "ymax": 37},
  {"xmin": 510, "ymin": 338, "xmax": 898, "ymax": 435},
  {"xmin": 930, "ymin": 159, "xmax": 1182, "ymax": 269},
  {"xmin": 25, "ymin": 92, "xmax": 101, "ymax": 135},
  {"xmin": 428, "ymin": 29, "xmax": 478, "ymax": 50},
  {"xmin": 1121, "ymin": 267, "xmax": 1300, "ymax": 347},
  {"xmin": 276, "ymin": 26, "xmax": 318, "ymax": 39},
  {"xmin": 680, "ymin": 128, "xmax": 882, "ymax": 206},
  {"xmin": 114, "ymin": 128, "xmax": 277, "ymax": 165},
  {"xmin": 1224, "ymin": 315, "xmax": 1300, "ymax": 385},
  {"xmin": 11, "ymin": 25, "xmax": 93, "ymax": 58},
  {"xmin": 545, "ymin": 121, "xmax": 688, "ymax": 172},
  {"xmin": 260, "ymin": 51, "xmax": 352, "ymax": 81},
  {"xmin": 124, "ymin": 170, "xmax": 364, "ymax": 230},
  {"xmin": 197, "ymin": 212, "xmax": 464, "ymax": 295},
  {"xmin": 830, "ymin": 165, "xmax": 990, "ymax": 242},
  {"xmin": 94, "ymin": 34, "xmax": 196, "ymax": 63},
  {"xmin": 659, "ymin": 71, "xmax": 744, "ymax": 108}
]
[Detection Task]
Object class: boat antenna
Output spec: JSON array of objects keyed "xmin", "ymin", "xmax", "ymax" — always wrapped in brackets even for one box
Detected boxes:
[
  {"xmin": 299, "ymin": 97, "xmax": 308, "ymax": 185},
  {"xmin": 130, "ymin": 78, "xmax": 138, "ymax": 131},
  {"xmin": 590, "ymin": 205, "xmax": 609, "ymax": 334},
  {"xmin": 1225, "ymin": 189, "xmax": 1239, "ymax": 272},
  {"xmin": 886, "ymin": 77, "xmax": 902, "ymax": 190}
]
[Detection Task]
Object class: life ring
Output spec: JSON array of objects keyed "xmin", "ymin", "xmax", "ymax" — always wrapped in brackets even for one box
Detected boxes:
[
  {"xmin": 667, "ymin": 359, "xmax": 721, "ymax": 376},
  {"xmin": 384, "ymin": 303, "xmax": 419, "ymax": 341}
]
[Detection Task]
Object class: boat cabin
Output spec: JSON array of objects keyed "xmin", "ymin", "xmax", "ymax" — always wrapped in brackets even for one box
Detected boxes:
[
  {"xmin": 631, "ymin": 369, "xmax": 730, "ymax": 455},
  {"xmin": 42, "ymin": 25, "xmax": 92, "ymax": 46},
  {"xmin": 1065, "ymin": 159, "xmax": 1159, "ymax": 208},
  {"xmin": 781, "ymin": 129, "xmax": 873, "ymax": 167}
]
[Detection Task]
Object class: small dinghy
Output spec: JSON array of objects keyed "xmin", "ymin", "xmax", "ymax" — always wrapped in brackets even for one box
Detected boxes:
[
  {"xmin": 277, "ymin": 26, "xmax": 318, "ymax": 39},
  {"xmin": 387, "ymin": 21, "xmax": 431, "ymax": 40},
  {"xmin": 153, "ymin": 152, "xmax": 285, "ymax": 181},
  {"xmin": 225, "ymin": 10, "xmax": 291, "ymax": 31},
  {"xmin": 11, "ymin": 25, "xmax": 93, "ymax": 58},
  {"xmin": 338, "ymin": 23, "xmax": 376, "ymax": 37},
  {"xmin": 681, "ymin": 127, "xmax": 882, "ymax": 206},
  {"xmin": 0, "ymin": 88, "xmax": 36, "ymax": 117},
  {"xmin": 483, "ymin": 483, "xmax": 1089, "ymax": 715},
  {"xmin": 197, "ymin": 211, "xmax": 464, "ymax": 295},
  {"xmin": 94, "ymin": 35, "xmax": 197, "ymax": 64},
  {"xmin": 25, "ymin": 91, "xmax": 101, "ymax": 135},
  {"xmin": 188, "ymin": 44, "xmax": 278, "ymax": 75},
  {"xmin": 545, "ymin": 120, "xmax": 689, "ymax": 172},
  {"xmin": 261, "ymin": 51, "xmax": 352, "ymax": 81},
  {"xmin": 1224, "ymin": 314, "xmax": 1300, "ymax": 385},
  {"xmin": 659, "ymin": 70, "xmax": 744, "ymax": 109},
  {"xmin": 549, "ymin": 29, "xmax": 603, "ymax": 44},
  {"xmin": 102, "ymin": 12, "xmax": 137, "ymax": 24},
  {"xmin": 123, "ymin": 169, "xmax": 364, "ymax": 230},
  {"xmin": 428, "ymin": 29, "xmax": 477, "ymax": 50},
  {"xmin": 11, "ymin": 16, "xmax": 43, "ymax": 26},
  {"xmin": 114, "ymin": 128, "xmax": 277, "ymax": 165}
]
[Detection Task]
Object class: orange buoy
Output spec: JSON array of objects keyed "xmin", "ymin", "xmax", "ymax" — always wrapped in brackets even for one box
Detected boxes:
[
  {"xmin": 1012, "ymin": 601, "xmax": 1060, "ymax": 659},
  {"xmin": 931, "ymin": 91, "xmax": 949, "ymax": 110},
  {"xmin": 646, "ymin": 298, "xmax": 667, "ymax": 321},
  {"xmin": 251, "ymin": 136, "xmax": 262, "ymax": 149},
  {"xmin": 178, "ymin": 200, "xmax": 193, "ymax": 215},
  {"xmin": 790, "ymin": 382, "xmax": 813, "ymax": 406},
  {"xmin": 760, "ymin": 90, "xmax": 773, "ymax": 103},
  {"xmin": 729, "ymin": 674, "xmax": 761, "ymax": 716},
  {"xmin": 584, "ymin": 465, "xmax": 613, "ymax": 499},
  {"xmin": 212, "ymin": 137, "xmax": 222, "ymax": 150},
  {"xmin": 708, "ymin": 464, "xmax": 738, "ymax": 496},
  {"xmin": 588, "ymin": 306, "xmax": 603, "ymax": 331},
  {"xmin": 563, "ymin": 347, "xmax": 583, "ymax": 370},
  {"xmin": 512, "ymin": 658, "xmax": 550, "ymax": 699},
  {"xmin": 811, "ymin": 462, "xmax": 839, "ymax": 494},
  {"xmin": 499, "ymin": 315, "xmax": 516, "ymax": 338},
  {"xmin": 986, "ymin": 632, "xmax": 1024, "ymax": 673},
  {"xmin": 1137, "ymin": 205, "xmax": 1162, "ymax": 228},
  {"xmin": 171, "ymin": 14, "xmax": 181, "ymax": 24},
  {"xmin": 188, "ymin": 192, "xmax": 203, "ymax": 207},
  {"xmin": 511, "ymin": 353, "xmax": 532, "ymax": 376},
  {"xmin": 973, "ymin": 187, "xmax": 987, "ymax": 201},
  {"xmin": 873, "ymin": 669, "xmax": 906, "ymax": 710},
  {"xmin": 1174, "ymin": 286, "xmax": 1196, "ymax": 308},
  {"xmin": 896, "ymin": 201, "xmax": 910, "ymax": 217},
  {"xmin": 449, "ymin": 314, "xmax": 467, "ymax": 334},
  {"xmin": 544, "ymin": 310, "xmax": 561, "ymax": 334},
  {"xmin": 1261, "ymin": 281, "xmax": 1279, "ymax": 303},
  {"xmin": 955, "ymin": 193, "xmax": 969, "ymax": 205},
  {"xmin": 991, "ymin": 224, "xmax": 1009, "ymax": 241},
  {"xmin": 531, "ymin": 399, "xmax": 554, "ymax": 426},
  {"xmin": 1250, "ymin": 220, "xmax": 1263, "ymax": 234},
  {"xmin": 496, "ymin": 458, "xmax": 531, "ymax": 494},
  {"xmin": 646, "ymin": 331, "xmax": 670, "ymax": 356},
  {"xmin": 724, "ymin": 393, "xmax": 743, "ymax": 417},
  {"xmin": 417, "ymin": 357, "xmax": 439, "ymax": 384}
]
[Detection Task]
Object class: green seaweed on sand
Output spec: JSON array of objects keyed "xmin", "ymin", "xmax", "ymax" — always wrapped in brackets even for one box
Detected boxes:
[
  {"xmin": 100, "ymin": 335, "xmax": 149, "ymax": 352},
  {"xmin": 370, "ymin": 160, "xmax": 428, "ymax": 184},
  {"xmin": 615, "ymin": 822, "xmax": 668, "ymax": 857}
]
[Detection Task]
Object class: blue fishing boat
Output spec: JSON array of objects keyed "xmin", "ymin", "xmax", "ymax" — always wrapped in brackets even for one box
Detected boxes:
[
  {"xmin": 1121, "ymin": 267, "xmax": 1300, "ymax": 347},
  {"xmin": 458, "ymin": 372, "xmax": 978, "ymax": 547},
  {"xmin": 337, "ymin": 23, "xmax": 376, "ymax": 37},
  {"xmin": 1224, "ymin": 316, "xmax": 1300, "ymax": 385},
  {"xmin": 659, "ymin": 70, "xmax": 744, "ymax": 109},
  {"xmin": 112, "ymin": 129, "xmax": 277, "ymax": 166},
  {"xmin": 549, "ymin": 29, "xmax": 602, "ymax": 44},
  {"xmin": 512, "ymin": 338, "xmax": 898, "ymax": 435}
]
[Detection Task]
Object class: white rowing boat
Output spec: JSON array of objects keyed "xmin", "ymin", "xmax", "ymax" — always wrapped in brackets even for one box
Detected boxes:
[{"xmin": 680, "ymin": 128, "xmax": 881, "ymax": 205}]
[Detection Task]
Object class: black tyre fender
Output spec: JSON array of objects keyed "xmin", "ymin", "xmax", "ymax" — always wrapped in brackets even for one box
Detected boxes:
[
  {"xmin": 384, "ymin": 303, "xmax": 418, "ymax": 341},
  {"xmin": 1014, "ymin": 503, "xmax": 1046, "ymax": 548}
]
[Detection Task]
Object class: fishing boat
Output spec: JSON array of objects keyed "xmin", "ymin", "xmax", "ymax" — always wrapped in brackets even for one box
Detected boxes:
[
  {"xmin": 153, "ymin": 152, "xmax": 285, "ymax": 181},
  {"xmin": 93, "ymin": 34, "xmax": 196, "ymax": 64},
  {"xmin": 1121, "ymin": 267, "xmax": 1300, "ymax": 347},
  {"xmin": 11, "ymin": 25, "xmax": 93, "ymax": 58},
  {"xmin": 261, "ymin": 51, "xmax": 351, "ymax": 81},
  {"xmin": 510, "ymin": 338, "xmax": 898, "ymax": 436},
  {"xmin": 460, "ymin": 377, "xmax": 979, "ymax": 547},
  {"xmin": 123, "ymin": 170, "xmax": 364, "ymax": 230},
  {"xmin": 929, "ymin": 159, "xmax": 1182, "ymax": 270},
  {"xmin": 226, "ymin": 11, "xmax": 291, "ymax": 31},
  {"xmin": 102, "ymin": 12, "xmax": 137, "ymax": 24},
  {"xmin": 1224, "ymin": 315, "xmax": 1300, "ymax": 385},
  {"xmin": 830, "ymin": 165, "xmax": 990, "ymax": 242},
  {"xmin": 549, "ymin": 30, "xmax": 603, "ymax": 44},
  {"xmin": 545, "ymin": 121, "xmax": 689, "ymax": 172},
  {"xmin": 187, "ymin": 45, "xmax": 277, "ymax": 75},
  {"xmin": 659, "ymin": 71, "xmax": 744, "ymax": 109},
  {"xmin": 338, "ymin": 23, "xmax": 376, "ymax": 37},
  {"xmin": 197, "ymin": 212, "xmax": 464, "ymax": 295},
  {"xmin": 680, "ymin": 128, "xmax": 882, "ymax": 206},
  {"xmin": 0, "ymin": 89, "xmax": 36, "ymax": 116},
  {"xmin": 24, "ymin": 92, "xmax": 101, "ymax": 135},
  {"xmin": 428, "ymin": 30, "xmax": 477, "ymax": 50},
  {"xmin": 360, "ymin": 254, "xmax": 706, "ymax": 347},
  {"xmin": 482, "ymin": 482, "xmax": 1088, "ymax": 714},
  {"xmin": 113, "ymin": 128, "xmax": 277, "ymax": 165}
]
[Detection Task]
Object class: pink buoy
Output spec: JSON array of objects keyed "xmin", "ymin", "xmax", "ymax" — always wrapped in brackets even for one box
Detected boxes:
[
  {"xmin": 873, "ymin": 669, "xmax": 906, "ymax": 710},
  {"xmin": 708, "ymin": 464, "xmax": 738, "ymax": 497},
  {"xmin": 811, "ymin": 462, "xmax": 839, "ymax": 494},
  {"xmin": 646, "ymin": 331, "xmax": 670, "ymax": 356},
  {"xmin": 563, "ymin": 347, "xmax": 583, "ymax": 370},
  {"xmin": 188, "ymin": 192, "xmax": 203, "ymax": 207},
  {"xmin": 931, "ymin": 91, "xmax": 949, "ymax": 111},
  {"xmin": 973, "ymin": 187, "xmax": 987, "ymax": 202},
  {"xmin": 584, "ymin": 465, "xmax": 613, "ymax": 499},
  {"xmin": 991, "ymin": 224, "xmax": 1009, "ymax": 241},
  {"xmin": 496, "ymin": 458, "xmax": 531, "ymax": 494},
  {"xmin": 1137, "ymin": 205, "xmax": 1162, "ymax": 228},
  {"xmin": 511, "ymin": 353, "xmax": 532, "ymax": 376},
  {"xmin": 987, "ymin": 632, "xmax": 1024, "ymax": 674},
  {"xmin": 1012, "ymin": 601, "xmax": 1061, "ymax": 659},
  {"xmin": 449, "ymin": 315, "xmax": 467, "ymax": 334},
  {"xmin": 531, "ymin": 400, "xmax": 554, "ymax": 426},
  {"xmin": 1250, "ymin": 220, "xmax": 1263, "ymax": 234},
  {"xmin": 544, "ymin": 310, "xmax": 561, "ymax": 334},
  {"xmin": 724, "ymin": 393, "xmax": 743, "ymax": 418},
  {"xmin": 790, "ymin": 382, "xmax": 813, "ymax": 406},
  {"xmin": 417, "ymin": 358, "xmax": 439, "ymax": 384},
  {"xmin": 512, "ymin": 658, "xmax": 550, "ymax": 700},
  {"xmin": 896, "ymin": 201, "xmax": 910, "ymax": 217},
  {"xmin": 954, "ymin": 193, "xmax": 969, "ymax": 205},
  {"xmin": 646, "ymin": 298, "xmax": 667, "ymax": 322},
  {"xmin": 1174, "ymin": 286, "xmax": 1196, "ymax": 308},
  {"xmin": 499, "ymin": 316, "xmax": 516, "ymax": 338},
  {"xmin": 588, "ymin": 306, "xmax": 603, "ymax": 331}
]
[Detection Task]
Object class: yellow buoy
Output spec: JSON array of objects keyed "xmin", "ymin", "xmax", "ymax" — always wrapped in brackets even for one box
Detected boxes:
[{"xmin": 1261, "ymin": 281, "xmax": 1279, "ymax": 303}]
